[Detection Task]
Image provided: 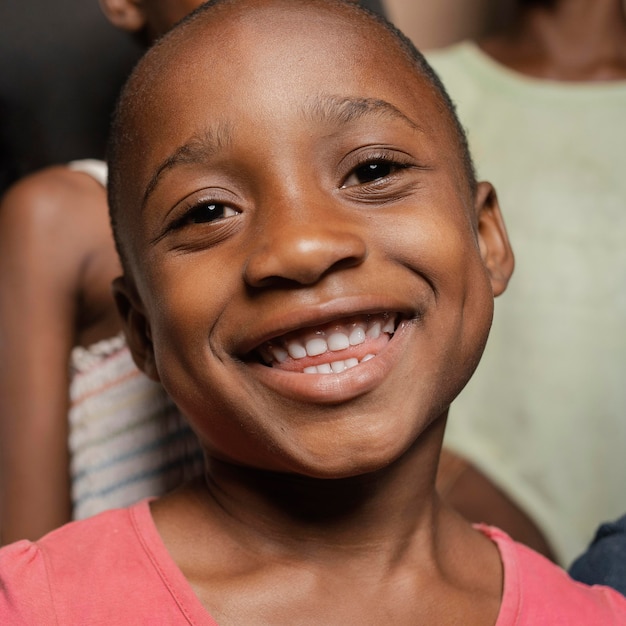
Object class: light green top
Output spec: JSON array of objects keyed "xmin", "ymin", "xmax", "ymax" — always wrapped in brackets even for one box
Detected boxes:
[{"xmin": 427, "ymin": 41, "xmax": 626, "ymax": 566}]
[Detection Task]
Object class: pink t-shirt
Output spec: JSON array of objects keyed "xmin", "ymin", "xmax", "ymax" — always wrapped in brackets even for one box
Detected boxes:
[{"xmin": 1, "ymin": 500, "xmax": 625, "ymax": 624}]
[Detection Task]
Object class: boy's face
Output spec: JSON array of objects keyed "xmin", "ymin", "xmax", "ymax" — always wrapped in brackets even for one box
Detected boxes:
[{"xmin": 115, "ymin": 1, "xmax": 512, "ymax": 478}]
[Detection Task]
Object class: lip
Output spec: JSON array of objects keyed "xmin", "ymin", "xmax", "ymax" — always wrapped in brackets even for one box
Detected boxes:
[
  {"xmin": 240, "ymin": 318, "xmax": 414, "ymax": 404},
  {"xmin": 234, "ymin": 295, "xmax": 417, "ymax": 357}
]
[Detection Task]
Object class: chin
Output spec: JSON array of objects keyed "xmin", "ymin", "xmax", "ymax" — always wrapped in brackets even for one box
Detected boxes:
[{"xmin": 281, "ymin": 423, "xmax": 422, "ymax": 481}]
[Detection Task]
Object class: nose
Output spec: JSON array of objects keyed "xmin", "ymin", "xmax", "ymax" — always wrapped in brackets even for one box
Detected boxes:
[{"xmin": 243, "ymin": 197, "xmax": 367, "ymax": 289}]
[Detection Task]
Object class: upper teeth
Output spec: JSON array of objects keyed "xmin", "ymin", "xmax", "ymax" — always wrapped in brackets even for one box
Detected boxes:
[{"xmin": 262, "ymin": 314, "xmax": 397, "ymax": 365}]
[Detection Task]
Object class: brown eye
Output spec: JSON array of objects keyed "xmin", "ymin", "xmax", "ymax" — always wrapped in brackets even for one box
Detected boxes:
[
  {"xmin": 183, "ymin": 202, "xmax": 238, "ymax": 225},
  {"xmin": 342, "ymin": 157, "xmax": 409, "ymax": 189},
  {"xmin": 353, "ymin": 161, "xmax": 394, "ymax": 184}
]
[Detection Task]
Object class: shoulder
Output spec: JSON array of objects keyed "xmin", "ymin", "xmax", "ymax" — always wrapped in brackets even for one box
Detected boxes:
[
  {"xmin": 0, "ymin": 502, "xmax": 164, "ymax": 623},
  {"xmin": 480, "ymin": 525, "xmax": 626, "ymax": 624},
  {"xmin": 35, "ymin": 501, "xmax": 154, "ymax": 583},
  {"xmin": 0, "ymin": 163, "xmax": 108, "ymax": 245},
  {"xmin": 0, "ymin": 503, "xmax": 139, "ymax": 571},
  {"xmin": 0, "ymin": 539, "xmax": 55, "ymax": 622},
  {"xmin": 0, "ymin": 164, "xmax": 110, "ymax": 279},
  {"xmin": 2, "ymin": 161, "xmax": 106, "ymax": 216}
]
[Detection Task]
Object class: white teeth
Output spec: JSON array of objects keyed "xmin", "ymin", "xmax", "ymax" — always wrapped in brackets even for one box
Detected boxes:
[
  {"xmin": 305, "ymin": 337, "xmax": 327, "ymax": 357},
  {"xmin": 287, "ymin": 340, "xmax": 307, "ymax": 359},
  {"xmin": 327, "ymin": 332, "xmax": 350, "ymax": 352},
  {"xmin": 265, "ymin": 314, "xmax": 397, "ymax": 365},
  {"xmin": 331, "ymin": 360, "xmax": 346, "ymax": 373},
  {"xmin": 366, "ymin": 321, "xmax": 381, "ymax": 339},
  {"xmin": 270, "ymin": 346, "xmax": 289, "ymax": 363},
  {"xmin": 304, "ymin": 354, "xmax": 376, "ymax": 375},
  {"xmin": 349, "ymin": 325, "xmax": 366, "ymax": 346}
]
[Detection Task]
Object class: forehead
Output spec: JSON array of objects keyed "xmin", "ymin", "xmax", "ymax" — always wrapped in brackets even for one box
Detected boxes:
[{"xmin": 119, "ymin": 1, "xmax": 457, "ymax": 203}]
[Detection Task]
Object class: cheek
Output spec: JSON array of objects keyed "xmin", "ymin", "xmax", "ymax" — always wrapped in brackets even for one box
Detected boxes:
[
  {"xmin": 385, "ymin": 203, "xmax": 478, "ymax": 288},
  {"xmin": 441, "ymin": 247, "xmax": 495, "ymax": 394},
  {"xmin": 389, "ymin": 205, "xmax": 494, "ymax": 382},
  {"xmin": 139, "ymin": 256, "xmax": 226, "ymax": 367},
  {"xmin": 142, "ymin": 252, "xmax": 254, "ymax": 423}
]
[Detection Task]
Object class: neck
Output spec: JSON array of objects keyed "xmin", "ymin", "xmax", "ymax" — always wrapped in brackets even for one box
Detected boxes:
[
  {"xmin": 152, "ymin": 414, "xmax": 502, "ymax": 621},
  {"xmin": 198, "ymin": 416, "xmax": 447, "ymax": 565},
  {"xmin": 480, "ymin": 0, "xmax": 626, "ymax": 81}
]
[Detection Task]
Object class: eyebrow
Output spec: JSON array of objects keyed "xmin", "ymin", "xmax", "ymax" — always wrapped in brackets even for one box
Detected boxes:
[
  {"xmin": 141, "ymin": 95, "xmax": 422, "ymax": 209},
  {"xmin": 141, "ymin": 123, "xmax": 233, "ymax": 209},
  {"xmin": 303, "ymin": 94, "xmax": 423, "ymax": 133}
]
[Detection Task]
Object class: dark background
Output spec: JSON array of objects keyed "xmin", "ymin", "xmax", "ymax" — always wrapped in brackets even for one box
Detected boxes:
[
  {"xmin": 0, "ymin": 0, "xmax": 143, "ymax": 193},
  {"xmin": 0, "ymin": 0, "xmax": 384, "ymax": 195}
]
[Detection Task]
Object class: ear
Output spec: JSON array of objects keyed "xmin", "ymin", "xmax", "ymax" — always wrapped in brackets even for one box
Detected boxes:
[
  {"xmin": 474, "ymin": 181, "xmax": 514, "ymax": 297},
  {"xmin": 98, "ymin": 0, "xmax": 147, "ymax": 33},
  {"xmin": 112, "ymin": 276, "xmax": 160, "ymax": 381}
]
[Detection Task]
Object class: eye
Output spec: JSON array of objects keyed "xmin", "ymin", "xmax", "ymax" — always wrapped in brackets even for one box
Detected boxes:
[
  {"xmin": 351, "ymin": 161, "xmax": 394, "ymax": 184},
  {"xmin": 341, "ymin": 155, "xmax": 410, "ymax": 189},
  {"xmin": 170, "ymin": 200, "xmax": 240, "ymax": 230},
  {"xmin": 152, "ymin": 186, "xmax": 244, "ymax": 248},
  {"xmin": 183, "ymin": 202, "xmax": 238, "ymax": 224}
]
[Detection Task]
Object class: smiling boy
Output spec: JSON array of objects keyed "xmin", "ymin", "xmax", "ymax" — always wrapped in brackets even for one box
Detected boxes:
[{"xmin": 1, "ymin": 0, "xmax": 625, "ymax": 623}]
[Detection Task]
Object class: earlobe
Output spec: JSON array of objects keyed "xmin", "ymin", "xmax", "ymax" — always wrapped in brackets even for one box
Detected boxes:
[
  {"xmin": 474, "ymin": 181, "xmax": 514, "ymax": 297},
  {"xmin": 111, "ymin": 276, "xmax": 160, "ymax": 381},
  {"xmin": 98, "ymin": 0, "xmax": 147, "ymax": 33}
]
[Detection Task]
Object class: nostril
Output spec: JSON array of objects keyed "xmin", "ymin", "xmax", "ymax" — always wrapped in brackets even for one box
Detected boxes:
[
  {"xmin": 243, "ymin": 229, "xmax": 367, "ymax": 289},
  {"xmin": 328, "ymin": 253, "xmax": 367, "ymax": 274}
]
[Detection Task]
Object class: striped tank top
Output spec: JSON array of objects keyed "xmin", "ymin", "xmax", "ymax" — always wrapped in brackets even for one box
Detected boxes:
[{"xmin": 67, "ymin": 160, "xmax": 203, "ymax": 520}]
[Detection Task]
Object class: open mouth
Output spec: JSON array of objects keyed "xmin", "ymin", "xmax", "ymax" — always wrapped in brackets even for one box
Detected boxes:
[{"xmin": 254, "ymin": 313, "xmax": 399, "ymax": 374}]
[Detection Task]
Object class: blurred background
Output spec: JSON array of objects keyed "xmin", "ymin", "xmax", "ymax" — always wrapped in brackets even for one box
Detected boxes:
[{"xmin": 0, "ymin": 0, "xmax": 515, "ymax": 196}]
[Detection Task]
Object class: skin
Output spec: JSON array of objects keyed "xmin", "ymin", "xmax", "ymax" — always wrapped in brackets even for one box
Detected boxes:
[
  {"xmin": 436, "ymin": 449, "xmax": 556, "ymax": 559},
  {"xmin": 481, "ymin": 0, "xmax": 626, "ymax": 80},
  {"xmin": 0, "ymin": 168, "xmax": 119, "ymax": 542},
  {"xmin": 0, "ymin": 0, "xmax": 206, "ymax": 545},
  {"xmin": 112, "ymin": 2, "xmax": 514, "ymax": 623},
  {"xmin": 384, "ymin": 0, "xmax": 515, "ymax": 50}
]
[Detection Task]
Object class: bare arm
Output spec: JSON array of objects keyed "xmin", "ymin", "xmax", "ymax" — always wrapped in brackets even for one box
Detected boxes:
[{"xmin": 0, "ymin": 167, "xmax": 110, "ymax": 544}]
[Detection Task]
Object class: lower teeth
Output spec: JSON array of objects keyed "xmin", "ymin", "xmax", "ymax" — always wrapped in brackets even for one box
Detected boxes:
[{"xmin": 303, "ymin": 354, "xmax": 374, "ymax": 374}]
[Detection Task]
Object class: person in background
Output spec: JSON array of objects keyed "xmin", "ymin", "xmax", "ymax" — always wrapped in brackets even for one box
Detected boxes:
[
  {"xmin": 570, "ymin": 513, "xmax": 626, "ymax": 596},
  {"xmin": 0, "ymin": 0, "xmax": 385, "ymax": 546},
  {"xmin": 0, "ymin": 0, "xmax": 214, "ymax": 545},
  {"xmin": 0, "ymin": 0, "xmax": 142, "ymax": 195},
  {"xmin": 384, "ymin": 0, "xmax": 516, "ymax": 50},
  {"xmin": 418, "ymin": 0, "xmax": 626, "ymax": 565}
]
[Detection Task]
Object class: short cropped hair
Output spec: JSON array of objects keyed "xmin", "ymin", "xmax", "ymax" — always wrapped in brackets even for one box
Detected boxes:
[{"xmin": 107, "ymin": 0, "xmax": 476, "ymax": 269}]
